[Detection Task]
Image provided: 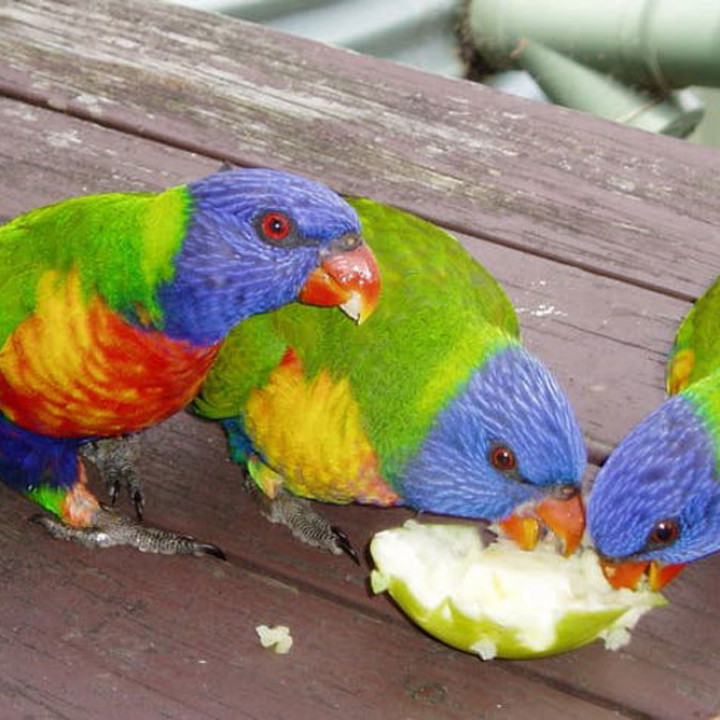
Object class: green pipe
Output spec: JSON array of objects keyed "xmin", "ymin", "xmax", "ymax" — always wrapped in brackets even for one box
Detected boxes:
[
  {"xmin": 513, "ymin": 40, "xmax": 705, "ymax": 135},
  {"xmin": 467, "ymin": 0, "xmax": 720, "ymax": 135},
  {"xmin": 469, "ymin": 0, "xmax": 720, "ymax": 88}
]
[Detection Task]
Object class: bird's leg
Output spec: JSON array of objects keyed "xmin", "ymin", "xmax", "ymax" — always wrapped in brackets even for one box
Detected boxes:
[
  {"xmin": 242, "ymin": 464, "xmax": 359, "ymax": 563},
  {"xmin": 79, "ymin": 435, "xmax": 145, "ymax": 519},
  {"xmin": 31, "ymin": 462, "xmax": 225, "ymax": 559},
  {"xmin": 32, "ymin": 504, "xmax": 226, "ymax": 558}
]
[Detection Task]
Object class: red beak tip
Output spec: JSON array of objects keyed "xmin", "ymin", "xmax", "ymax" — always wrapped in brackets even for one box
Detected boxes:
[{"xmin": 299, "ymin": 242, "xmax": 381, "ymax": 315}]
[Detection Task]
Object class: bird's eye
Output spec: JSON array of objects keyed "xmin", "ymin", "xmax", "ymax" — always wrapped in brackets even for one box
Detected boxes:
[
  {"xmin": 260, "ymin": 212, "xmax": 292, "ymax": 242},
  {"xmin": 647, "ymin": 518, "xmax": 679, "ymax": 547},
  {"xmin": 490, "ymin": 445, "xmax": 517, "ymax": 473}
]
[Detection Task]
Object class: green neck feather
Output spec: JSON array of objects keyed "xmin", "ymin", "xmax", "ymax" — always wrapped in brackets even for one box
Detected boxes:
[{"xmin": 684, "ymin": 374, "xmax": 720, "ymax": 470}]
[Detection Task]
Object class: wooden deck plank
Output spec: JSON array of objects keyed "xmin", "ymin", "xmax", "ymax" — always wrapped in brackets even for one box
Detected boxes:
[
  {"xmin": 1, "ymin": 407, "xmax": 717, "ymax": 720},
  {"xmin": 0, "ymin": 456, "xmax": 627, "ymax": 720},
  {"xmin": 0, "ymin": 98, "xmax": 719, "ymax": 718},
  {"xmin": 1, "ymin": 0, "xmax": 720, "ymax": 302},
  {"xmin": 2, "ymin": 3, "xmax": 720, "ymax": 717},
  {"xmin": 0, "ymin": 96, "xmax": 687, "ymax": 457},
  {"xmin": 141, "ymin": 412, "xmax": 720, "ymax": 720}
]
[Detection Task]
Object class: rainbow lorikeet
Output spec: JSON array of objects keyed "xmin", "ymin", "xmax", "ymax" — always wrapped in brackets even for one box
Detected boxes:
[
  {"xmin": 588, "ymin": 274, "xmax": 720, "ymax": 591},
  {"xmin": 0, "ymin": 168, "xmax": 380, "ymax": 556},
  {"xmin": 189, "ymin": 198, "xmax": 587, "ymax": 558}
]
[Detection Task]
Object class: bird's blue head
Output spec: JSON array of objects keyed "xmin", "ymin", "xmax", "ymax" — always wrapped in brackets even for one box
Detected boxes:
[
  {"xmin": 400, "ymin": 344, "xmax": 587, "ymax": 549},
  {"xmin": 158, "ymin": 168, "xmax": 380, "ymax": 345},
  {"xmin": 587, "ymin": 391, "xmax": 720, "ymax": 587}
]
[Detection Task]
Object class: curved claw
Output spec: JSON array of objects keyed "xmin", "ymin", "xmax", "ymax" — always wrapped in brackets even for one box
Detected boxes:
[
  {"xmin": 107, "ymin": 481, "xmax": 120, "ymax": 506},
  {"xmin": 130, "ymin": 487, "xmax": 145, "ymax": 521},
  {"xmin": 29, "ymin": 513, "xmax": 58, "ymax": 529},
  {"xmin": 105, "ymin": 472, "xmax": 145, "ymax": 520},
  {"xmin": 191, "ymin": 540, "xmax": 227, "ymax": 561},
  {"xmin": 331, "ymin": 525, "xmax": 360, "ymax": 565},
  {"xmin": 81, "ymin": 436, "xmax": 145, "ymax": 519}
]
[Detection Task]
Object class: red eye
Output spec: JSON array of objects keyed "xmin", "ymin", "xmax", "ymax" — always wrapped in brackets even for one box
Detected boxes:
[
  {"xmin": 490, "ymin": 446, "xmax": 516, "ymax": 472},
  {"xmin": 261, "ymin": 212, "xmax": 291, "ymax": 241},
  {"xmin": 648, "ymin": 519, "xmax": 679, "ymax": 546}
]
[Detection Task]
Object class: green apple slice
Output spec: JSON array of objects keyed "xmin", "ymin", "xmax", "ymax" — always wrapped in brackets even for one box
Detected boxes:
[{"xmin": 370, "ymin": 521, "xmax": 666, "ymax": 660}]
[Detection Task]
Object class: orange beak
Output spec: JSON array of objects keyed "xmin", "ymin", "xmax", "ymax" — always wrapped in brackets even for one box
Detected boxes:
[
  {"xmin": 536, "ymin": 493, "xmax": 586, "ymax": 556},
  {"xmin": 600, "ymin": 559, "xmax": 685, "ymax": 591},
  {"xmin": 498, "ymin": 492, "xmax": 585, "ymax": 556},
  {"xmin": 497, "ymin": 514, "xmax": 540, "ymax": 552},
  {"xmin": 298, "ymin": 240, "xmax": 381, "ymax": 324}
]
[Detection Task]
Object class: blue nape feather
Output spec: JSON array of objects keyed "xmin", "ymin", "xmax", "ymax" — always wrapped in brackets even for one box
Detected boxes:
[
  {"xmin": 399, "ymin": 345, "xmax": 587, "ymax": 519},
  {"xmin": 222, "ymin": 418, "xmax": 255, "ymax": 466},
  {"xmin": 587, "ymin": 393, "xmax": 720, "ymax": 565},
  {"xmin": 158, "ymin": 169, "xmax": 362, "ymax": 346}
]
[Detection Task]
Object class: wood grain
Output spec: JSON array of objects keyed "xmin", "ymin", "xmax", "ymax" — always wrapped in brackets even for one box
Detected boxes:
[
  {"xmin": 0, "ymin": 96, "xmax": 717, "ymax": 720},
  {"xmin": 1, "ymin": 0, "xmax": 720, "ymax": 301},
  {"xmin": 1, "ymin": 2, "xmax": 720, "ymax": 718},
  {"xmin": 0, "ymin": 96, "xmax": 686, "ymax": 455},
  {"xmin": 141, "ymin": 412, "xmax": 720, "ymax": 720}
]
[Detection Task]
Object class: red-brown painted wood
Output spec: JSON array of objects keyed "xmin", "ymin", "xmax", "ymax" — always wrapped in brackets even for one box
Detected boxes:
[
  {"xmin": 0, "ymin": 97, "xmax": 687, "ymax": 455},
  {"xmin": 1, "ymin": 3, "xmax": 720, "ymax": 718},
  {"xmin": 1, "ymin": 0, "xmax": 719, "ymax": 302}
]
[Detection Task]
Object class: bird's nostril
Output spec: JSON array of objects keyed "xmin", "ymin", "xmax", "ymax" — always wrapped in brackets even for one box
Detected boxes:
[
  {"xmin": 554, "ymin": 484, "xmax": 578, "ymax": 500},
  {"xmin": 327, "ymin": 233, "xmax": 361, "ymax": 255}
]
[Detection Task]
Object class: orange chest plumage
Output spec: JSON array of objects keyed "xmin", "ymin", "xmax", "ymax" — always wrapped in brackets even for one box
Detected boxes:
[{"xmin": 0, "ymin": 271, "xmax": 219, "ymax": 437}]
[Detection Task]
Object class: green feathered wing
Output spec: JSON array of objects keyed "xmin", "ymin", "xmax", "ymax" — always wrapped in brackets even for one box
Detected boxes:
[
  {"xmin": 193, "ymin": 197, "xmax": 520, "ymax": 497},
  {"xmin": 0, "ymin": 188, "xmax": 190, "ymax": 346},
  {"xmin": 667, "ymin": 276, "xmax": 720, "ymax": 396}
]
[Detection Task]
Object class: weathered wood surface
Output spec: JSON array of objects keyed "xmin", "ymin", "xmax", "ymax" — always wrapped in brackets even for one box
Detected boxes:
[
  {"xmin": 1, "ymin": 1, "xmax": 720, "ymax": 719},
  {"xmin": 1, "ymin": 0, "xmax": 719, "ymax": 303},
  {"xmin": 0, "ymin": 419, "xmax": 636, "ymax": 720},
  {"xmin": 0, "ymin": 96, "xmax": 687, "ymax": 456}
]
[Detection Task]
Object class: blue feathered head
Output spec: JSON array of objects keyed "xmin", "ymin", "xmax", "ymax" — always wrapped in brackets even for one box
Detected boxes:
[
  {"xmin": 400, "ymin": 344, "xmax": 587, "ymax": 524},
  {"xmin": 158, "ymin": 168, "xmax": 380, "ymax": 345},
  {"xmin": 588, "ymin": 392, "xmax": 720, "ymax": 569}
]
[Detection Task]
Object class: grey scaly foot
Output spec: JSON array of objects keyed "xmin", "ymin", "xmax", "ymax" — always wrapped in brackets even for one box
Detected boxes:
[
  {"xmin": 241, "ymin": 475, "xmax": 360, "ymax": 563},
  {"xmin": 30, "ymin": 506, "xmax": 226, "ymax": 559},
  {"xmin": 80, "ymin": 435, "xmax": 145, "ymax": 519}
]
